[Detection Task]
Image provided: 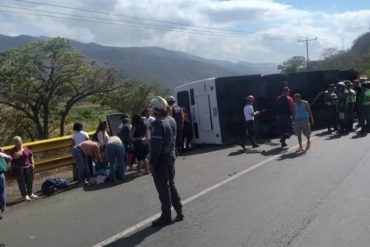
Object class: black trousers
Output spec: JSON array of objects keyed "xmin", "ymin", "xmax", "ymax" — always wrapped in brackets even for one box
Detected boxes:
[
  {"xmin": 347, "ymin": 103, "xmax": 355, "ymax": 130},
  {"xmin": 16, "ymin": 166, "xmax": 34, "ymax": 197},
  {"xmin": 176, "ymin": 125, "xmax": 183, "ymax": 153},
  {"xmin": 153, "ymin": 157, "xmax": 182, "ymax": 219},
  {"xmin": 241, "ymin": 120, "xmax": 257, "ymax": 147},
  {"xmin": 326, "ymin": 106, "xmax": 338, "ymax": 130}
]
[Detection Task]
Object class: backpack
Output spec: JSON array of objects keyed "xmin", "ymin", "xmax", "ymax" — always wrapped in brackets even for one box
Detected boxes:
[
  {"xmin": 41, "ymin": 178, "xmax": 69, "ymax": 195},
  {"xmin": 0, "ymin": 157, "xmax": 8, "ymax": 173}
]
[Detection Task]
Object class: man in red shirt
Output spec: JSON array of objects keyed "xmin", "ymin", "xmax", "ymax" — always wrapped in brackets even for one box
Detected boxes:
[{"xmin": 275, "ymin": 87, "xmax": 294, "ymax": 148}]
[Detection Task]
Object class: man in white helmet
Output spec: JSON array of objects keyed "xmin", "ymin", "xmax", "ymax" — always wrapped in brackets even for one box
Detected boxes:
[{"xmin": 149, "ymin": 96, "xmax": 183, "ymax": 227}]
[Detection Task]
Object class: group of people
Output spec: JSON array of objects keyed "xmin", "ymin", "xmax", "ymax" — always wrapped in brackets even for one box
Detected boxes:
[
  {"xmin": 241, "ymin": 86, "xmax": 315, "ymax": 152},
  {"xmin": 71, "ymin": 96, "xmax": 184, "ymax": 226},
  {"xmin": 323, "ymin": 79, "xmax": 370, "ymax": 135},
  {"xmin": 0, "ymin": 96, "xmax": 184, "ymax": 225},
  {"xmin": 241, "ymin": 78, "xmax": 370, "ymax": 152}
]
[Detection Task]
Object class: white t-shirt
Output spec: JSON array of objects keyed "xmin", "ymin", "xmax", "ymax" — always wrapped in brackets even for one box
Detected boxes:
[
  {"xmin": 243, "ymin": 105, "xmax": 255, "ymax": 121},
  {"xmin": 97, "ymin": 131, "xmax": 109, "ymax": 146},
  {"xmin": 72, "ymin": 131, "xmax": 89, "ymax": 146},
  {"xmin": 143, "ymin": 116, "xmax": 155, "ymax": 139}
]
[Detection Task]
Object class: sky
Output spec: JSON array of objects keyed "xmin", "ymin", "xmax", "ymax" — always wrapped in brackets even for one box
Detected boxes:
[{"xmin": 0, "ymin": 0, "xmax": 369, "ymax": 63}]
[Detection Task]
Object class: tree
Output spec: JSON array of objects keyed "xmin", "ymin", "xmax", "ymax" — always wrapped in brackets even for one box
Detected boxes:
[
  {"xmin": 98, "ymin": 81, "xmax": 169, "ymax": 116},
  {"xmin": 0, "ymin": 38, "xmax": 119, "ymax": 139},
  {"xmin": 277, "ymin": 56, "xmax": 306, "ymax": 73}
]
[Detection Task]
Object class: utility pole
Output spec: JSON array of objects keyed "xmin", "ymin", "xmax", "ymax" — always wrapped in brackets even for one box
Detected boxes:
[{"xmin": 297, "ymin": 37, "xmax": 318, "ymax": 71}]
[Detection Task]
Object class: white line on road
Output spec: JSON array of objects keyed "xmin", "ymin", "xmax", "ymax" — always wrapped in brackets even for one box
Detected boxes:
[{"xmin": 93, "ymin": 140, "xmax": 313, "ymax": 247}]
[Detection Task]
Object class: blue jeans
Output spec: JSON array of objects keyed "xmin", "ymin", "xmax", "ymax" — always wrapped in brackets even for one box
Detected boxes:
[
  {"xmin": 0, "ymin": 173, "xmax": 5, "ymax": 211},
  {"xmin": 72, "ymin": 147, "xmax": 90, "ymax": 183},
  {"xmin": 105, "ymin": 142, "xmax": 126, "ymax": 181}
]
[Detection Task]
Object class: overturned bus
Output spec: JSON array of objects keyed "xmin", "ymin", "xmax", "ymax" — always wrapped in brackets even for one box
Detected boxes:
[{"xmin": 175, "ymin": 70, "xmax": 358, "ymax": 145}]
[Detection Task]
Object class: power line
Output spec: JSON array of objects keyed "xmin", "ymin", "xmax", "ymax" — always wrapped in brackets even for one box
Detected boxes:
[
  {"xmin": 0, "ymin": 7, "xmax": 251, "ymax": 38},
  {"xmin": 10, "ymin": 0, "xmax": 301, "ymax": 39},
  {"xmin": 12, "ymin": 0, "xmax": 276, "ymax": 36},
  {"xmin": 298, "ymin": 37, "xmax": 318, "ymax": 71}
]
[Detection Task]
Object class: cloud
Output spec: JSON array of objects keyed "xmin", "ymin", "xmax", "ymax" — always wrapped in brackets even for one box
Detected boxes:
[{"xmin": 0, "ymin": 0, "xmax": 369, "ymax": 63}]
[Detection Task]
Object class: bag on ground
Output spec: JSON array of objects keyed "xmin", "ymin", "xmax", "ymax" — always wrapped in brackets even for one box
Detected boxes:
[{"xmin": 41, "ymin": 178, "xmax": 69, "ymax": 195}]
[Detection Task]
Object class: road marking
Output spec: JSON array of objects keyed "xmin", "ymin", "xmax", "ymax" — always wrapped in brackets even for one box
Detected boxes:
[{"xmin": 93, "ymin": 140, "xmax": 314, "ymax": 247}]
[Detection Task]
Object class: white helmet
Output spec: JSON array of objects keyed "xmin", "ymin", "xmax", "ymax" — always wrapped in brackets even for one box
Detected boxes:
[
  {"xmin": 167, "ymin": 96, "xmax": 175, "ymax": 103},
  {"xmin": 151, "ymin": 96, "xmax": 168, "ymax": 112},
  {"xmin": 337, "ymin": 81, "xmax": 345, "ymax": 87}
]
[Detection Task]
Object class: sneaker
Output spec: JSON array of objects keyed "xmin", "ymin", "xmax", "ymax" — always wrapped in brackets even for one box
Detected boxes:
[
  {"xmin": 30, "ymin": 194, "xmax": 39, "ymax": 199},
  {"xmin": 252, "ymin": 144, "xmax": 260, "ymax": 148},
  {"xmin": 152, "ymin": 217, "xmax": 172, "ymax": 227},
  {"xmin": 239, "ymin": 144, "xmax": 246, "ymax": 150},
  {"xmin": 24, "ymin": 195, "xmax": 31, "ymax": 201},
  {"xmin": 281, "ymin": 143, "xmax": 288, "ymax": 148}
]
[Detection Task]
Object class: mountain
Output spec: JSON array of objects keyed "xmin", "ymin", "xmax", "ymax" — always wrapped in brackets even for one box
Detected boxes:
[{"xmin": 0, "ymin": 34, "xmax": 278, "ymax": 89}]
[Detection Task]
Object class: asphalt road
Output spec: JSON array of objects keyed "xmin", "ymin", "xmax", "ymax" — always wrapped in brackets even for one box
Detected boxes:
[{"xmin": 2, "ymin": 130, "xmax": 370, "ymax": 247}]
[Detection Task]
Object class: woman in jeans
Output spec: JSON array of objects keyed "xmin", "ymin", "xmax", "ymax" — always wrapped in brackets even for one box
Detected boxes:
[
  {"xmin": 131, "ymin": 114, "xmax": 150, "ymax": 174},
  {"xmin": 10, "ymin": 136, "xmax": 38, "ymax": 201},
  {"xmin": 105, "ymin": 136, "xmax": 126, "ymax": 182},
  {"xmin": 0, "ymin": 148, "xmax": 11, "ymax": 219}
]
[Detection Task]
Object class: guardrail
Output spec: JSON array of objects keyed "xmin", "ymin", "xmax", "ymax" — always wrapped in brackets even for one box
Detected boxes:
[{"xmin": 1, "ymin": 132, "xmax": 94, "ymax": 179}]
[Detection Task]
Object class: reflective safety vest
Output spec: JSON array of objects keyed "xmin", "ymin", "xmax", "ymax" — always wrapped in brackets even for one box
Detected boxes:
[
  {"xmin": 363, "ymin": 89, "xmax": 370, "ymax": 106},
  {"xmin": 349, "ymin": 89, "xmax": 356, "ymax": 104}
]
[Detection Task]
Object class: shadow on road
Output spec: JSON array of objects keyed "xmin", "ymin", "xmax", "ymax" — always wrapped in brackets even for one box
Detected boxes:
[
  {"xmin": 260, "ymin": 147, "xmax": 288, "ymax": 156},
  {"xmin": 106, "ymin": 225, "xmax": 163, "ymax": 247},
  {"xmin": 228, "ymin": 148, "xmax": 262, "ymax": 156},
  {"xmin": 325, "ymin": 133, "xmax": 342, "ymax": 140},
  {"xmin": 315, "ymin": 131, "xmax": 331, "ymax": 137},
  {"xmin": 180, "ymin": 145, "xmax": 232, "ymax": 157},
  {"xmin": 351, "ymin": 132, "xmax": 367, "ymax": 139},
  {"xmin": 83, "ymin": 172, "xmax": 142, "ymax": 192},
  {"xmin": 277, "ymin": 151, "xmax": 306, "ymax": 161}
]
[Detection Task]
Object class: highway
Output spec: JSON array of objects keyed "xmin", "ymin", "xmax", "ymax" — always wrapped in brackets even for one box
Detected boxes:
[{"xmin": 2, "ymin": 130, "xmax": 370, "ymax": 247}]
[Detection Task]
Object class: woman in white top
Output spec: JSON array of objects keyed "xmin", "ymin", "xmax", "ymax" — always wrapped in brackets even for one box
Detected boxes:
[
  {"xmin": 94, "ymin": 121, "xmax": 109, "ymax": 148},
  {"xmin": 72, "ymin": 122, "xmax": 89, "ymax": 147}
]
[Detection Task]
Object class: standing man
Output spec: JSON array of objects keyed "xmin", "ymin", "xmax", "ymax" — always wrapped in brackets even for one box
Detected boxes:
[
  {"xmin": 359, "ymin": 81, "xmax": 370, "ymax": 134},
  {"xmin": 275, "ymin": 87, "xmax": 294, "ymax": 148},
  {"xmin": 346, "ymin": 81, "xmax": 356, "ymax": 132},
  {"xmin": 337, "ymin": 82, "xmax": 349, "ymax": 134},
  {"xmin": 293, "ymin": 94, "xmax": 314, "ymax": 152},
  {"xmin": 324, "ymin": 84, "xmax": 338, "ymax": 132},
  {"xmin": 167, "ymin": 96, "xmax": 184, "ymax": 155},
  {"xmin": 240, "ymin": 95, "xmax": 260, "ymax": 149},
  {"xmin": 150, "ymin": 96, "xmax": 183, "ymax": 227}
]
